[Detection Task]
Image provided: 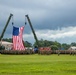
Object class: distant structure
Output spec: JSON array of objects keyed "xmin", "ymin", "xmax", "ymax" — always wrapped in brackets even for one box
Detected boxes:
[
  {"xmin": 1, "ymin": 41, "xmax": 12, "ymax": 50},
  {"xmin": 68, "ymin": 46, "xmax": 76, "ymax": 50}
]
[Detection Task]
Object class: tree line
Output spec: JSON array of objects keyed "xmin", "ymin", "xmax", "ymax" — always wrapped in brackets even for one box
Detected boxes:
[{"xmin": 2, "ymin": 38, "xmax": 76, "ymax": 50}]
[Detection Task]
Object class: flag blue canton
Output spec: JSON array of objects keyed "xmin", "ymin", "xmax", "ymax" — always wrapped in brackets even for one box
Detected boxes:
[{"xmin": 13, "ymin": 26, "xmax": 19, "ymax": 36}]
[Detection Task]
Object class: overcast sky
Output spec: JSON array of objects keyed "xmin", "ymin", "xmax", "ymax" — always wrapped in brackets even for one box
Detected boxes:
[{"xmin": 0, "ymin": 0, "xmax": 76, "ymax": 44}]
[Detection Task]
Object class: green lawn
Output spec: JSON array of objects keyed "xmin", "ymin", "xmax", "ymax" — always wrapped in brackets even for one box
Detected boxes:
[{"xmin": 0, "ymin": 54, "xmax": 76, "ymax": 75}]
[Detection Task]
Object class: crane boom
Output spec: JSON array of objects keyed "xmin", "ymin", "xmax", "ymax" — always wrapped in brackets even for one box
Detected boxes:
[
  {"xmin": 0, "ymin": 14, "xmax": 13, "ymax": 41},
  {"xmin": 25, "ymin": 15, "xmax": 39, "ymax": 48}
]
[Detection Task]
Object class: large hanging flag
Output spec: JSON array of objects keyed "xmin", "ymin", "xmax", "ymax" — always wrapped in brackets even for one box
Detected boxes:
[{"xmin": 12, "ymin": 26, "xmax": 25, "ymax": 50}]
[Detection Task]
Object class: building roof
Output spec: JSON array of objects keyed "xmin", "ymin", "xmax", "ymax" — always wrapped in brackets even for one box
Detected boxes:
[
  {"xmin": 1, "ymin": 41, "xmax": 12, "ymax": 45},
  {"xmin": 70, "ymin": 46, "xmax": 76, "ymax": 50}
]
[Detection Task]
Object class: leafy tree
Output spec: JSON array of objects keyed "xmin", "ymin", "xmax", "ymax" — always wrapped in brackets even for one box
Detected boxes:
[
  {"xmin": 24, "ymin": 41, "xmax": 32, "ymax": 47},
  {"xmin": 71, "ymin": 42, "xmax": 76, "ymax": 46},
  {"xmin": 44, "ymin": 40, "xmax": 52, "ymax": 47},
  {"xmin": 33, "ymin": 39, "xmax": 61, "ymax": 49},
  {"xmin": 62, "ymin": 43, "xmax": 70, "ymax": 50},
  {"xmin": 53, "ymin": 41, "xmax": 61, "ymax": 49},
  {"xmin": 33, "ymin": 39, "xmax": 54, "ymax": 47},
  {"xmin": 2, "ymin": 38, "xmax": 12, "ymax": 42},
  {"xmin": 51, "ymin": 45, "xmax": 58, "ymax": 50}
]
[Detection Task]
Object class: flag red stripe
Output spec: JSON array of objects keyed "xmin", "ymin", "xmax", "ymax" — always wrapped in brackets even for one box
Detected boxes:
[{"xmin": 13, "ymin": 26, "xmax": 25, "ymax": 50}]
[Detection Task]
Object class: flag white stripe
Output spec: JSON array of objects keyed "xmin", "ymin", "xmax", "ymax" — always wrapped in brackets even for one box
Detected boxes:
[{"xmin": 13, "ymin": 26, "xmax": 25, "ymax": 50}]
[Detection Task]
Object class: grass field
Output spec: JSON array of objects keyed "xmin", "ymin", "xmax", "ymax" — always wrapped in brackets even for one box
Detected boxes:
[{"xmin": 0, "ymin": 54, "xmax": 76, "ymax": 75}]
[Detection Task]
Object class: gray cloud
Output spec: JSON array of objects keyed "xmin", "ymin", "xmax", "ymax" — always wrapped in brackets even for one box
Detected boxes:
[{"xmin": 0, "ymin": 0, "xmax": 76, "ymax": 43}]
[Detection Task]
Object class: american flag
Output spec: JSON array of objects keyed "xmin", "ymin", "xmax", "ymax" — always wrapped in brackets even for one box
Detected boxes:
[{"xmin": 12, "ymin": 26, "xmax": 25, "ymax": 50}]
